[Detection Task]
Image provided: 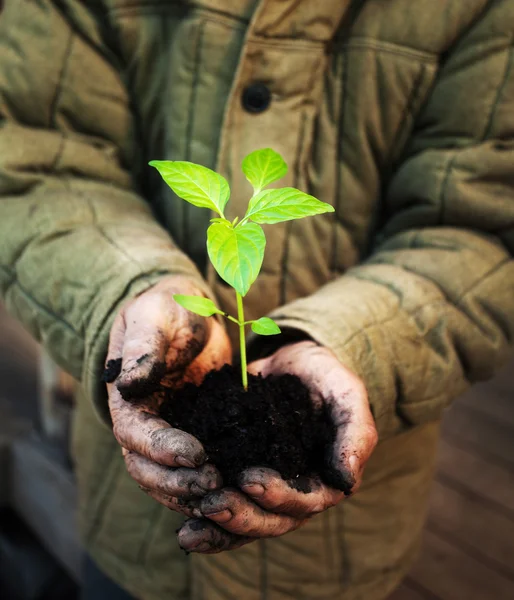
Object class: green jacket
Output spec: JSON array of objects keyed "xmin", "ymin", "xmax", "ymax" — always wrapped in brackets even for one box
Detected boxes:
[{"xmin": 1, "ymin": 1, "xmax": 513, "ymax": 598}]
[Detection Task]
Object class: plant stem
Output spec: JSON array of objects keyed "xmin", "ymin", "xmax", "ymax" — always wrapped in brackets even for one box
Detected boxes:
[
  {"xmin": 225, "ymin": 314, "xmax": 240, "ymax": 325},
  {"xmin": 236, "ymin": 291, "xmax": 248, "ymax": 390}
]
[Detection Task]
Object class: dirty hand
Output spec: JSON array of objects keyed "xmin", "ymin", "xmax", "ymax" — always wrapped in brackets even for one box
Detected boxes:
[
  {"xmin": 105, "ymin": 276, "xmax": 231, "ymax": 517},
  {"xmin": 177, "ymin": 341, "xmax": 378, "ymax": 553}
]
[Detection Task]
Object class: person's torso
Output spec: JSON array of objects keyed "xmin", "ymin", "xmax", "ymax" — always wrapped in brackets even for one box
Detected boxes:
[
  {"xmin": 102, "ymin": 0, "xmax": 485, "ymax": 320},
  {"xmin": 71, "ymin": 4, "xmax": 489, "ymax": 595}
]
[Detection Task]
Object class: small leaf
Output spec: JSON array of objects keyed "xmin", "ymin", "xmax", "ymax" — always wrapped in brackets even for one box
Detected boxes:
[
  {"xmin": 244, "ymin": 187, "xmax": 334, "ymax": 224},
  {"xmin": 210, "ymin": 217, "xmax": 229, "ymax": 224},
  {"xmin": 242, "ymin": 148, "xmax": 288, "ymax": 194},
  {"xmin": 173, "ymin": 295, "xmax": 224, "ymax": 317},
  {"xmin": 149, "ymin": 160, "xmax": 230, "ymax": 217},
  {"xmin": 251, "ymin": 317, "xmax": 281, "ymax": 336},
  {"xmin": 207, "ymin": 222, "xmax": 265, "ymax": 297}
]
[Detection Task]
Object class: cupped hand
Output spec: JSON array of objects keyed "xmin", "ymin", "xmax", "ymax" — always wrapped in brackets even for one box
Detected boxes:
[
  {"xmin": 105, "ymin": 276, "xmax": 232, "ymax": 517},
  {"xmin": 177, "ymin": 341, "xmax": 378, "ymax": 552}
]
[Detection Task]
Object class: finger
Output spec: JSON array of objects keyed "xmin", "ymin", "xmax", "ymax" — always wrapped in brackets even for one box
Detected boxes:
[
  {"xmin": 324, "ymin": 375, "xmax": 378, "ymax": 494},
  {"xmin": 109, "ymin": 385, "xmax": 205, "ymax": 467},
  {"xmin": 177, "ymin": 518, "xmax": 254, "ymax": 554},
  {"xmin": 184, "ymin": 318, "xmax": 232, "ymax": 386},
  {"xmin": 102, "ymin": 311, "xmax": 127, "ymax": 383},
  {"xmin": 139, "ymin": 487, "xmax": 203, "ymax": 518},
  {"xmin": 123, "ymin": 450, "xmax": 222, "ymax": 497},
  {"xmin": 200, "ymin": 489, "xmax": 304, "ymax": 537},
  {"xmin": 115, "ymin": 293, "xmax": 176, "ymax": 400},
  {"xmin": 238, "ymin": 467, "xmax": 343, "ymax": 518},
  {"xmin": 116, "ymin": 285, "xmax": 210, "ymax": 400},
  {"xmin": 246, "ymin": 341, "xmax": 319, "ymax": 379},
  {"xmin": 107, "ymin": 310, "xmax": 126, "ymax": 361},
  {"xmin": 246, "ymin": 356, "xmax": 268, "ymax": 377}
]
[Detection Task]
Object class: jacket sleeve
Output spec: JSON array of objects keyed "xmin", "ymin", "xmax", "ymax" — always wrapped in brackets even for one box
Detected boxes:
[
  {"xmin": 270, "ymin": 3, "xmax": 514, "ymax": 438},
  {"xmin": 0, "ymin": 1, "xmax": 210, "ymax": 421}
]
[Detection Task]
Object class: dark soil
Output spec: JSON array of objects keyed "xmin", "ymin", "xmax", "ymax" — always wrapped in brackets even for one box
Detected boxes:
[{"xmin": 159, "ymin": 364, "xmax": 340, "ymax": 490}]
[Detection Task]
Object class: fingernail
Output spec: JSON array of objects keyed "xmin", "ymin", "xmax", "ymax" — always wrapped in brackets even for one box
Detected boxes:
[
  {"xmin": 242, "ymin": 483, "xmax": 265, "ymax": 497},
  {"xmin": 192, "ymin": 542, "xmax": 211, "ymax": 553},
  {"xmin": 176, "ymin": 456, "xmax": 196, "ymax": 469},
  {"xmin": 203, "ymin": 509, "xmax": 232, "ymax": 523},
  {"xmin": 349, "ymin": 455, "xmax": 360, "ymax": 478}
]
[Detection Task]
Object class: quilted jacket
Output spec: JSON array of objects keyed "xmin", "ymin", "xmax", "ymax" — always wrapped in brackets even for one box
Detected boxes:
[{"xmin": 1, "ymin": 1, "xmax": 513, "ymax": 598}]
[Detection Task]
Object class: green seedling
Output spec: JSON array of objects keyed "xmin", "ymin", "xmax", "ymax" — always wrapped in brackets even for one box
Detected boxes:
[{"xmin": 150, "ymin": 148, "xmax": 334, "ymax": 390}]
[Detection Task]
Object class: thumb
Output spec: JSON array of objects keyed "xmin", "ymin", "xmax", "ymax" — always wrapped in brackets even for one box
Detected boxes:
[
  {"xmin": 323, "ymin": 377, "xmax": 377, "ymax": 495},
  {"xmin": 115, "ymin": 287, "xmax": 209, "ymax": 401},
  {"xmin": 247, "ymin": 357, "xmax": 270, "ymax": 377},
  {"xmin": 184, "ymin": 319, "xmax": 232, "ymax": 386},
  {"xmin": 115, "ymin": 291, "xmax": 174, "ymax": 400}
]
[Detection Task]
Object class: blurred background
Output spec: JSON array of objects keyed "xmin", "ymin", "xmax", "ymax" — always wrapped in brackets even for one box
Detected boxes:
[{"xmin": 0, "ymin": 300, "xmax": 512, "ymax": 600}]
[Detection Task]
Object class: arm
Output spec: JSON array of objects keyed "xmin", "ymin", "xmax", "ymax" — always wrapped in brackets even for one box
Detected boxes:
[
  {"xmin": 269, "ymin": 2, "xmax": 514, "ymax": 439},
  {"xmin": 0, "ymin": 0, "xmax": 230, "ymax": 513},
  {"xmin": 0, "ymin": 1, "xmax": 211, "ymax": 421},
  {"xmin": 177, "ymin": 1, "xmax": 514, "ymax": 552}
]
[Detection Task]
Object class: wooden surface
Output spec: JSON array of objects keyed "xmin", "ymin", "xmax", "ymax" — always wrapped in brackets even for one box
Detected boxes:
[{"xmin": 389, "ymin": 363, "xmax": 514, "ymax": 600}]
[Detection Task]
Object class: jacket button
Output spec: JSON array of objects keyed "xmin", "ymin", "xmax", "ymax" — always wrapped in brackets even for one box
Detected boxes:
[{"xmin": 242, "ymin": 83, "xmax": 271, "ymax": 113}]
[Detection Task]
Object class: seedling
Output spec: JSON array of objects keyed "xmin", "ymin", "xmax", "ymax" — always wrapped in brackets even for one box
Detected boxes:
[{"xmin": 150, "ymin": 148, "xmax": 334, "ymax": 390}]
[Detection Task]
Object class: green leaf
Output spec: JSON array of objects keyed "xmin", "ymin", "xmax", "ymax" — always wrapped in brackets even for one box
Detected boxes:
[
  {"xmin": 149, "ymin": 160, "xmax": 230, "ymax": 217},
  {"xmin": 251, "ymin": 317, "xmax": 281, "ymax": 336},
  {"xmin": 173, "ymin": 295, "xmax": 224, "ymax": 317},
  {"xmin": 207, "ymin": 222, "xmax": 265, "ymax": 297},
  {"xmin": 243, "ymin": 187, "xmax": 334, "ymax": 224},
  {"xmin": 242, "ymin": 148, "xmax": 288, "ymax": 194}
]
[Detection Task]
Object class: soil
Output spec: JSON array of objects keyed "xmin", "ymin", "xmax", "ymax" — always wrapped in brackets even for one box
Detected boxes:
[{"xmin": 158, "ymin": 364, "xmax": 340, "ymax": 490}]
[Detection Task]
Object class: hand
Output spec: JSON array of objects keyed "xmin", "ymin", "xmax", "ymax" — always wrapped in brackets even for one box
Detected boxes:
[
  {"xmin": 105, "ymin": 276, "xmax": 232, "ymax": 517},
  {"xmin": 177, "ymin": 341, "xmax": 378, "ymax": 553}
]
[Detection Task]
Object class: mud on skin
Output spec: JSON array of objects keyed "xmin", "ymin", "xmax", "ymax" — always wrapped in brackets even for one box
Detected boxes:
[
  {"xmin": 105, "ymin": 357, "xmax": 354, "ymax": 491},
  {"xmin": 102, "ymin": 356, "xmax": 166, "ymax": 402},
  {"xmin": 102, "ymin": 358, "xmax": 122, "ymax": 383},
  {"xmin": 118, "ymin": 360, "xmax": 168, "ymax": 401},
  {"xmin": 159, "ymin": 364, "xmax": 349, "ymax": 491},
  {"xmin": 178, "ymin": 518, "xmax": 252, "ymax": 554}
]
